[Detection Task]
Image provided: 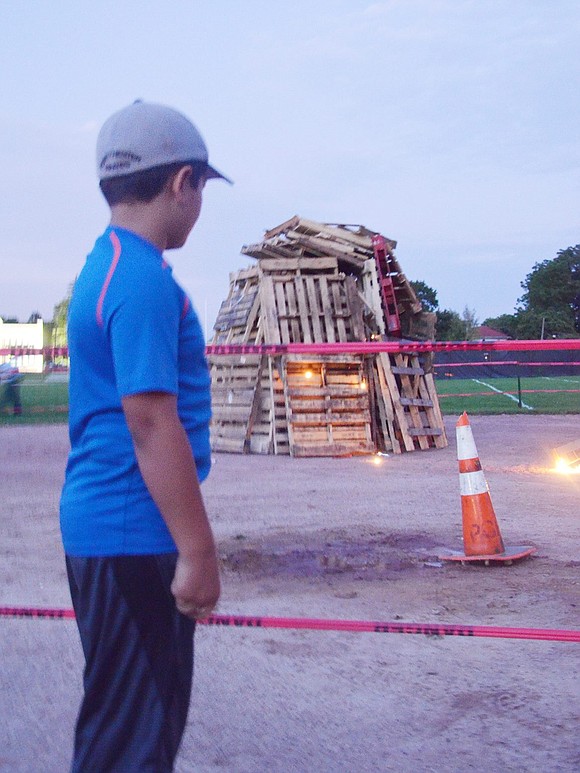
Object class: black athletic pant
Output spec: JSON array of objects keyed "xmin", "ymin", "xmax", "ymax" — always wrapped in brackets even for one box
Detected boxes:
[{"xmin": 66, "ymin": 554, "xmax": 195, "ymax": 773}]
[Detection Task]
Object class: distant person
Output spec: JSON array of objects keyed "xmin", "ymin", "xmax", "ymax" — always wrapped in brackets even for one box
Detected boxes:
[
  {"xmin": 0, "ymin": 361, "xmax": 22, "ymax": 415},
  {"xmin": 60, "ymin": 101, "xmax": 231, "ymax": 772}
]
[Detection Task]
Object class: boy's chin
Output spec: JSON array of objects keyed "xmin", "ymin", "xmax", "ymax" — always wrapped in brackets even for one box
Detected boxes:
[{"xmin": 167, "ymin": 233, "xmax": 189, "ymax": 250}]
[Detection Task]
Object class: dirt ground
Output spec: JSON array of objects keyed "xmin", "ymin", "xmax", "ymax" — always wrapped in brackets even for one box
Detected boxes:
[{"xmin": 1, "ymin": 415, "xmax": 579, "ymax": 772}]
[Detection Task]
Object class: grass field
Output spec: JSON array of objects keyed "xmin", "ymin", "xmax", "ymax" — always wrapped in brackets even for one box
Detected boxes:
[
  {"xmin": 0, "ymin": 374, "xmax": 69, "ymax": 425},
  {"xmin": 435, "ymin": 375, "xmax": 580, "ymax": 414},
  {"xmin": 1, "ymin": 373, "xmax": 578, "ymax": 425}
]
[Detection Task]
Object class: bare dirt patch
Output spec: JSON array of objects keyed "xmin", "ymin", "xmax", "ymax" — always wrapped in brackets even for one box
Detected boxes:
[{"xmin": 1, "ymin": 415, "xmax": 579, "ymax": 772}]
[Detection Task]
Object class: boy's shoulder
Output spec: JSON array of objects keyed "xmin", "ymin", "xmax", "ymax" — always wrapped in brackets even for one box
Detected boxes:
[{"xmin": 87, "ymin": 228, "xmax": 168, "ymax": 274}]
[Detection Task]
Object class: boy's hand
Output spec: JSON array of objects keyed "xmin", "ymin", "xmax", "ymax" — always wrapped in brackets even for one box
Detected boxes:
[{"xmin": 171, "ymin": 550, "xmax": 221, "ymax": 620}]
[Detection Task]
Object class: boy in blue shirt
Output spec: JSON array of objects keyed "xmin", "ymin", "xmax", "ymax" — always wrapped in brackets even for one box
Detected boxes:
[{"xmin": 60, "ymin": 101, "xmax": 229, "ymax": 772}]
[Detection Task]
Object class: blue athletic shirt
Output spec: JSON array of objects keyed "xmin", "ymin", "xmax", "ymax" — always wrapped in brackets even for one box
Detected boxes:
[{"xmin": 60, "ymin": 226, "xmax": 212, "ymax": 556}]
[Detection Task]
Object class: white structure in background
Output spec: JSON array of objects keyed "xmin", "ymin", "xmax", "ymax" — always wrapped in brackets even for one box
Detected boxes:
[{"xmin": 0, "ymin": 318, "xmax": 44, "ymax": 373}]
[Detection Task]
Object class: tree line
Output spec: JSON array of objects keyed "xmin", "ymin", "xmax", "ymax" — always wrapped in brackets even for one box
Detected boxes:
[
  {"xmin": 3, "ymin": 245, "xmax": 579, "ymax": 342},
  {"xmin": 411, "ymin": 244, "xmax": 580, "ymax": 340}
]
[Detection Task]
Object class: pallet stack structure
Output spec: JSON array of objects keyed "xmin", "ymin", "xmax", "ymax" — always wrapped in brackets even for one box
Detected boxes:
[{"xmin": 209, "ymin": 216, "xmax": 447, "ymax": 457}]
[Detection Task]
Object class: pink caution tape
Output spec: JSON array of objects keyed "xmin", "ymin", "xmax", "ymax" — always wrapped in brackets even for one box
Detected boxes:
[
  {"xmin": 1, "ymin": 606, "xmax": 578, "ymax": 643},
  {"xmin": 2, "ymin": 338, "xmax": 580, "ymax": 359}
]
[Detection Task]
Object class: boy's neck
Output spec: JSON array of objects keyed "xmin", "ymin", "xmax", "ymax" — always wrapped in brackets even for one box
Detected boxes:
[{"xmin": 109, "ymin": 203, "xmax": 169, "ymax": 252}]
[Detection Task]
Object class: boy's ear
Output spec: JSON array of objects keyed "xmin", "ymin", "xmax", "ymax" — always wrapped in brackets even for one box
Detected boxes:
[{"xmin": 170, "ymin": 165, "xmax": 193, "ymax": 197}]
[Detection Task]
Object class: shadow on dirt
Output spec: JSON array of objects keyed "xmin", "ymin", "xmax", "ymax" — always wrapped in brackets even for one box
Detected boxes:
[{"xmin": 219, "ymin": 529, "xmax": 443, "ymax": 580}]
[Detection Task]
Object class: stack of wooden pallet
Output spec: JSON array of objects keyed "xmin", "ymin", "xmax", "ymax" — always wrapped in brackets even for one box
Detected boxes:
[{"xmin": 209, "ymin": 216, "xmax": 446, "ymax": 457}]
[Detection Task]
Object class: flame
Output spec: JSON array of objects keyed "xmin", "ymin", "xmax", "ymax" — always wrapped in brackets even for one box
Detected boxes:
[
  {"xmin": 367, "ymin": 452, "xmax": 389, "ymax": 466},
  {"xmin": 553, "ymin": 457, "xmax": 580, "ymax": 475}
]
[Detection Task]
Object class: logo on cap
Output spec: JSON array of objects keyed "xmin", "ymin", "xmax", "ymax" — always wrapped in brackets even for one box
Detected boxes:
[{"xmin": 100, "ymin": 150, "xmax": 142, "ymax": 174}]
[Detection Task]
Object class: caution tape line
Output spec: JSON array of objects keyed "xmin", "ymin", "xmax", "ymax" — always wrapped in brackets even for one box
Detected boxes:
[
  {"xmin": 432, "ymin": 361, "xmax": 580, "ymax": 368},
  {"xmin": 439, "ymin": 389, "xmax": 580, "ymax": 398},
  {"xmin": 207, "ymin": 341, "xmax": 580, "ymax": 355},
  {"xmin": 2, "ymin": 340, "xmax": 580, "ymax": 359},
  {"xmin": 1, "ymin": 607, "xmax": 577, "ymax": 642}
]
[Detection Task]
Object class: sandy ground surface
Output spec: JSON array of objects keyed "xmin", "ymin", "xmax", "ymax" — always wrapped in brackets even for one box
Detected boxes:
[{"xmin": 1, "ymin": 415, "xmax": 579, "ymax": 773}]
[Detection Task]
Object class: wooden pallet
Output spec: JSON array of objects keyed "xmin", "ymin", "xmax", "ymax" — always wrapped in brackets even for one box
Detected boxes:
[
  {"xmin": 212, "ymin": 268, "xmax": 261, "ymax": 345},
  {"xmin": 208, "ymin": 354, "xmax": 264, "ymax": 453},
  {"xmin": 259, "ymin": 272, "xmax": 365, "ymax": 344},
  {"xmin": 376, "ymin": 352, "xmax": 447, "ymax": 451},
  {"xmin": 283, "ymin": 357, "xmax": 374, "ymax": 457},
  {"xmin": 248, "ymin": 357, "xmax": 290, "ymax": 455},
  {"xmin": 209, "ymin": 216, "xmax": 448, "ymax": 457}
]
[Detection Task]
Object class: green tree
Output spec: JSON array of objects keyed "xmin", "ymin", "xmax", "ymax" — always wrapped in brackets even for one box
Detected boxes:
[
  {"xmin": 515, "ymin": 308, "xmax": 577, "ymax": 339},
  {"xmin": 482, "ymin": 314, "xmax": 517, "ymax": 338},
  {"xmin": 516, "ymin": 245, "xmax": 580, "ymax": 338},
  {"xmin": 436, "ymin": 308, "xmax": 464, "ymax": 340},
  {"xmin": 410, "ymin": 280, "xmax": 439, "ymax": 313},
  {"xmin": 52, "ymin": 283, "xmax": 75, "ymax": 348},
  {"xmin": 461, "ymin": 306, "xmax": 479, "ymax": 340}
]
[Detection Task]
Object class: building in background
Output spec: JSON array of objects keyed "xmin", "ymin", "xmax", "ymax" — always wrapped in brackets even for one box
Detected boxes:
[
  {"xmin": 473, "ymin": 325, "xmax": 511, "ymax": 343},
  {"xmin": 0, "ymin": 318, "xmax": 44, "ymax": 373}
]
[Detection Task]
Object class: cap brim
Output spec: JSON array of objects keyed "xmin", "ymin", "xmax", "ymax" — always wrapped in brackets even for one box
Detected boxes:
[{"xmin": 207, "ymin": 164, "xmax": 233, "ymax": 185}]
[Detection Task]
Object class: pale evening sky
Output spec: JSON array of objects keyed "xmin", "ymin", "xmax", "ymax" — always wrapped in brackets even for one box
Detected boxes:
[{"xmin": 0, "ymin": 0, "xmax": 578, "ymax": 336}]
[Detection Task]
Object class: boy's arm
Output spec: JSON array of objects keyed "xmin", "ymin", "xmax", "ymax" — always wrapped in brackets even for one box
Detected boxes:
[{"xmin": 122, "ymin": 391, "xmax": 220, "ymax": 620}]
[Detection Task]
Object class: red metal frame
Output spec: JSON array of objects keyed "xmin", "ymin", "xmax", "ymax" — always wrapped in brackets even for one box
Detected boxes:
[{"xmin": 371, "ymin": 233, "xmax": 401, "ymax": 336}]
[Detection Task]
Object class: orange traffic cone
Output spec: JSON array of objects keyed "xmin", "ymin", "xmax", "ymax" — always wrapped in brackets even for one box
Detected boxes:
[{"xmin": 440, "ymin": 412, "xmax": 536, "ymax": 565}]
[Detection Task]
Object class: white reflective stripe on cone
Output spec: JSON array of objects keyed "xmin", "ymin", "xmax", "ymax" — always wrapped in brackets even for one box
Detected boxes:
[
  {"xmin": 456, "ymin": 425, "xmax": 479, "ymax": 460},
  {"xmin": 459, "ymin": 470, "xmax": 489, "ymax": 496}
]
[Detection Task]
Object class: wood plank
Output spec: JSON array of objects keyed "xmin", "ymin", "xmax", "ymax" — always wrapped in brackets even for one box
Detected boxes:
[
  {"xmin": 377, "ymin": 353, "xmax": 414, "ymax": 452},
  {"xmin": 393, "ymin": 352, "xmax": 429, "ymax": 450},
  {"xmin": 212, "ymin": 405, "xmax": 256, "ymax": 421},
  {"xmin": 294, "ymin": 218, "xmax": 389, "ymax": 251},
  {"xmin": 294, "ymin": 278, "xmax": 313, "ymax": 343},
  {"xmin": 290, "ymin": 219, "xmax": 375, "ymax": 252},
  {"xmin": 284, "ymin": 280, "xmax": 301, "ymax": 343},
  {"xmin": 289, "ymin": 397, "xmax": 370, "ymax": 412},
  {"xmin": 211, "ymin": 392, "xmax": 255, "ymax": 407},
  {"xmin": 287, "ymin": 386, "xmax": 367, "ymax": 398},
  {"xmin": 408, "ymin": 427, "xmax": 444, "ymax": 437},
  {"xmin": 360, "ymin": 260, "xmax": 387, "ymax": 336},
  {"xmin": 330, "ymin": 280, "xmax": 347, "ymax": 341},
  {"xmin": 262, "ymin": 215, "xmax": 300, "ymax": 239},
  {"xmin": 318, "ymin": 276, "xmax": 336, "ymax": 343},
  {"xmin": 242, "ymin": 242, "xmax": 295, "ymax": 260},
  {"xmin": 399, "ymin": 398, "xmax": 434, "ymax": 407},
  {"xmin": 284, "ymin": 231, "xmax": 367, "ymax": 269},
  {"xmin": 330, "ymin": 428, "xmax": 372, "ymax": 441},
  {"xmin": 344, "ymin": 276, "xmax": 365, "ymax": 340},
  {"xmin": 229, "ymin": 266, "xmax": 259, "ymax": 283},
  {"xmin": 211, "ymin": 365, "xmax": 263, "ymax": 380},
  {"xmin": 291, "ymin": 442, "xmax": 374, "ymax": 457},
  {"xmin": 258, "ymin": 274, "xmax": 281, "ymax": 344},
  {"xmin": 373, "ymin": 356, "xmax": 399, "ymax": 453},
  {"xmin": 211, "ymin": 436, "xmax": 246, "ymax": 453},
  {"xmin": 211, "ymin": 423, "xmax": 248, "ymax": 440},
  {"xmin": 418, "ymin": 371, "xmax": 448, "ymax": 449},
  {"xmin": 288, "ymin": 412, "xmax": 371, "ymax": 425},
  {"xmin": 391, "ymin": 366, "xmax": 425, "ymax": 375},
  {"xmin": 257, "ymin": 257, "xmax": 338, "ymax": 272},
  {"xmin": 208, "ymin": 354, "xmax": 262, "ymax": 367},
  {"xmin": 274, "ymin": 280, "xmax": 291, "ymax": 344},
  {"xmin": 243, "ymin": 356, "xmax": 266, "ymax": 450},
  {"xmin": 241, "ymin": 290, "xmax": 262, "ymax": 343},
  {"xmin": 305, "ymin": 276, "xmax": 324, "ymax": 341}
]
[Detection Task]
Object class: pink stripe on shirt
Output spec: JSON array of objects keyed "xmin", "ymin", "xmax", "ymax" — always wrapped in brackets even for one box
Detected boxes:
[{"xmin": 96, "ymin": 231, "xmax": 122, "ymax": 328}]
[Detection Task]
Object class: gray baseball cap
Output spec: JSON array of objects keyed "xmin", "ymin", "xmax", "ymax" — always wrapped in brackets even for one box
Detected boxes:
[{"xmin": 97, "ymin": 101, "xmax": 232, "ymax": 183}]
